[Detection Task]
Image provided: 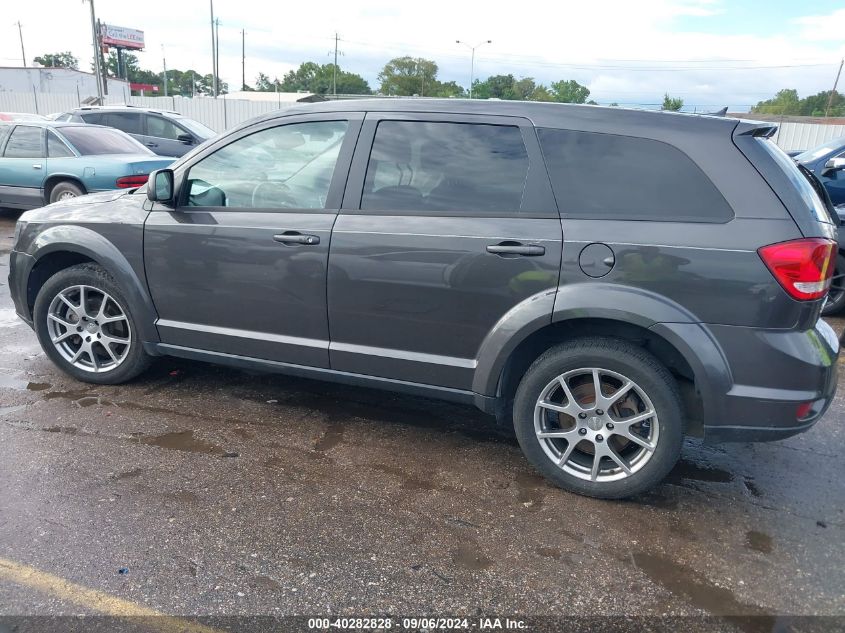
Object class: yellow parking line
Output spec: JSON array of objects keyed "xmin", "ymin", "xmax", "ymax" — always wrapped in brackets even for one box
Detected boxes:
[{"xmin": 0, "ymin": 557, "xmax": 224, "ymax": 633}]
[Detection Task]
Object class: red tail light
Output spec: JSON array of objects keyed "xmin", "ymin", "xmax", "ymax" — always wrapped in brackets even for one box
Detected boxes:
[
  {"xmin": 115, "ymin": 174, "xmax": 149, "ymax": 189},
  {"xmin": 758, "ymin": 238, "xmax": 836, "ymax": 300}
]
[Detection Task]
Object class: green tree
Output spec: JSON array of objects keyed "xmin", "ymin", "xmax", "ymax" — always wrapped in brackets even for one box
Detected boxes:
[
  {"xmin": 33, "ymin": 51, "xmax": 79, "ymax": 69},
  {"xmin": 799, "ymin": 90, "xmax": 845, "ymax": 117},
  {"xmin": 255, "ymin": 72, "xmax": 275, "ymax": 91},
  {"xmin": 751, "ymin": 89, "xmax": 800, "ymax": 115},
  {"xmin": 550, "ymin": 79, "xmax": 590, "ymax": 103},
  {"xmin": 662, "ymin": 93, "xmax": 684, "ymax": 111},
  {"xmin": 274, "ymin": 62, "xmax": 370, "ymax": 95},
  {"xmin": 378, "ymin": 57, "xmax": 439, "ymax": 96}
]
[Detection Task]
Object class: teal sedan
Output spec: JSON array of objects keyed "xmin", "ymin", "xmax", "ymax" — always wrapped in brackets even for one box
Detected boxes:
[{"xmin": 0, "ymin": 121, "xmax": 176, "ymax": 209}]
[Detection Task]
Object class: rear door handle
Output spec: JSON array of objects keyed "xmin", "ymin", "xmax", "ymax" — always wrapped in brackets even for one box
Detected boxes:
[
  {"xmin": 145, "ymin": 142, "xmax": 158, "ymax": 148},
  {"xmin": 32, "ymin": 164, "xmax": 42, "ymax": 169},
  {"xmin": 273, "ymin": 232, "xmax": 320, "ymax": 246},
  {"xmin": 486, "ymin": 243, "xmax": 545, "ymax": 256}
]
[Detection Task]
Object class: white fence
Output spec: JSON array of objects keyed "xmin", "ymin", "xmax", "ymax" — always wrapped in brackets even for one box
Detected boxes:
[
  {"xmin": 0, "ymin": 92, "xmax": 297, "ymax": 132},
  {"xmin": 4, "ymin": 91, "xmax": 845, "ymax": 150}
]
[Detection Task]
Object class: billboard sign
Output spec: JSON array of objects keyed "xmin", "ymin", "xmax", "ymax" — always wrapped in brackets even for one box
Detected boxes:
[{"xmin": 101, "ymin": 24, "xmax": 145, "ymax": 50}]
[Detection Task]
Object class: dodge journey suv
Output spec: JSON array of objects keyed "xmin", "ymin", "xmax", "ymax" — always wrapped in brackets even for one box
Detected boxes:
[{"xmin": 8, "ymin": 100, "xmax": 839, "ymax": 499}]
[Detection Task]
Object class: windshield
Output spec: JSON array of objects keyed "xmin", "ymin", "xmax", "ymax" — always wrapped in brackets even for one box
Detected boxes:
[
  {"xmin": 176, "ymin": 117, "xmax": 216, "ymax": 139},
  {"xmin": 58, "ymin": 126, "xmax": 153, "ymax": 156},
  {"xmin": 758, "ymin": 137, "xmax": 833, "ymax": 224},
  {"xmin": 794, "ymin": 136, "xmax": 845, "ymax": 163}
]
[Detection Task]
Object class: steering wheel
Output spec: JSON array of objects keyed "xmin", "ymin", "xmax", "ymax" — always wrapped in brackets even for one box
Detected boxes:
[{"xmin": 250, "ymin": 181, "xmax": 300, "ymax": 209}]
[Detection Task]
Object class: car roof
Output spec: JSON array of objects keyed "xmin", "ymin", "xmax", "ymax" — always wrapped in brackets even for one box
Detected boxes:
[
  {"xmin": 250, "ymin": 98, "xmax": 754, "ymax": 137},
  {"xmin": 70, "ymin": 104, "xmax": 181, "ymax": 117},
  {"xmin": 0, "ymin": 120, "xmax": 102, "ymax": 129}
]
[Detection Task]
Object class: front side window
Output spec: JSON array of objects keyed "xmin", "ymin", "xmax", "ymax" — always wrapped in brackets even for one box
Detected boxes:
[
  {"xmin": 47, "ymin": 131, "xmax": 74, "ymax": 157},
  {"xmin": 80, "ymin": 112, "xmax": 103, "ymax": 125},
  {"xmin": 147, "ymin": 115, "xmax": 184, "ymax": 140},
  {"xmin": 185, "ymin": 120, "xmax": 348, "ymax": 209},
  {"xmin": 538, "ymin": 128, "xmax": 734, "ymax": 222},
  {"xmin": 361, "ymin": 121, "xmax": 529, "ymax": 213},
  {"xmin": 4, "ymin": 126, "xmax": 44, "ymax": 158}
]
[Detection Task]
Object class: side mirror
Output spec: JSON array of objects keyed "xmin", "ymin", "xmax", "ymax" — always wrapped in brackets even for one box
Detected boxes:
[
  {"xmin": 823, "ymin": 156, "xmax": 845, "ymax": 175},
  {"xmin": 147, "ymin": 169, "xmax": 174, "ymax": 203},
  {"xmin": 177, "ymin": 133, "xmax": 194, "ymax": 145}
]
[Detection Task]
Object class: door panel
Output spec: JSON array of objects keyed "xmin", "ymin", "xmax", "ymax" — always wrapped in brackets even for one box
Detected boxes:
[
  {"xmin": 327, "ymin": 113, "xmax": 561, "ymax": 390},
  {"xmin": 145, "ymin": 211, "xmax": 336, "ymax": 365},
  {"xmin": 0, "ymin": 125, "xmax": 46, "ymax": 207},
  {"xmin": 328, "ymin": 215, "xmax": 561, "ymax": 389},
  {"xmin": 144, "ymin": 113, "xmax": 362, "ymax": 366}
]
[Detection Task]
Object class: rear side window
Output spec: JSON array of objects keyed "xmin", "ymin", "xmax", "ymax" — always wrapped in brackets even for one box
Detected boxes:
[
  {"xmin": 47, "ymin": 131, "xmax": 74, "ymax": 157},
  {"xmin": 148, "ymin": 115, "xmax": 184, "ymax": 140},
  {"xmin": 4, "ymin": 125, "xmax": 44, "ymax": 158},
  {"xmin": 361, "ymin": 121, "xmax": 529, "ymax": 213},
  {"xmin": 538, "ymin": 128, "xmax": 733, "ymax": 222},
  {"xmin": 80, "ymin": 112, "xmax": 103, "ymax": 124},
  {"xmin": 103, "ymin": 112, "xmax": 143, "ymax": 135}
]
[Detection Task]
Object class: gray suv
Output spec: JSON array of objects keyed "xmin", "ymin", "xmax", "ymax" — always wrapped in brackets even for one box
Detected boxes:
[
  {"xmin": 55, "ymin": 106, "xmax": 216, "ymax": 157},
  {"xmin": 8, "ymin": 100, "xmax": 840, "ymax": 499}
]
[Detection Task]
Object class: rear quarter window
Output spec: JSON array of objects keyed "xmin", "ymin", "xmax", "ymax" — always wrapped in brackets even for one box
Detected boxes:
[{"xmin": 538, "ymin": 128, "xmax": 734, "ymax": 222}]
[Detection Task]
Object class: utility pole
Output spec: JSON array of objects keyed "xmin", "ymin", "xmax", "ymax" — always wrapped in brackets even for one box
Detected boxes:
[
  {"xmin": 210, "ymin": 0, "xmax": 217, "ymax": 97},
  {"xmin": 162, "ymin": 45, "xmax": 168, "ymax": 97},
  {"xmin": 241, "ymin": 29, "xmax": 246, "ymax": 90},
  {"xmin": 16, "ymin": 21, "xmax": 26, "ymax": 66},
  {"xmin": 85, "ymin": 0, "xmax": 104, "ymax": 103},
  {"xmin": 456, "ymin": 39, "xmax": 492, "ymax": 99},
  {"xmin": 215, "ymin": 18, "xmax": 220, "ymax": 96},
  {"xmin": 333, "ymin": 32, "xmax": 339, "ymax": 97},
  {"xmin": 825, "ymin": 58, "xmax": 844, "ymax": 118}
]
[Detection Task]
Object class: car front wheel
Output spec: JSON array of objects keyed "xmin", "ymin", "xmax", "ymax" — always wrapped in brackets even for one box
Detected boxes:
[
  {"xmin": 33, "ymin": 264, "xmax": 152, "ymax": 384},
  {"xmin": 513, "ymin": 337, "xmax": 684, "ymax": 499}
]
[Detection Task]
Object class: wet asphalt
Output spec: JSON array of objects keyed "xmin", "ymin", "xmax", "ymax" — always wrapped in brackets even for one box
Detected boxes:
[{"xmin": 0, "ymin": 209, "xmax": 844, "ymax": 625}]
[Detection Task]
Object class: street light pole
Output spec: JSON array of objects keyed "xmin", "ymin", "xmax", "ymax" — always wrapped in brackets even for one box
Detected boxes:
[
  {"xmin": 16, "ymin": 21, "xmax": 26, "ymax": 66},
  {"xmin": 84, "ymin": 0, "xmax": 104, "ymax": 103},
  {"xmin": 210, "ymin": 0, "xmax": 217, "ymax": 97},
  {"xmin": 456, "ymin": 39, "xmax": 491, "ymax": 99}
]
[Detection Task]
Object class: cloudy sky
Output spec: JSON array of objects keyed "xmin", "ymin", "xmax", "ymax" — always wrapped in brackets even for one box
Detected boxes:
[{"xmin": 3, "ymin": 0, "xmax": 845, "ymax": 111}]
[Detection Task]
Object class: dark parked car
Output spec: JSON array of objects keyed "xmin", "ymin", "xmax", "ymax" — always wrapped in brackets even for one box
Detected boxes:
[
  {"xmin": 54, "ymin": 106, "xmax": 216, "ymax": 157},
  {"xmin": 8, "ymin": 101, "xmax": 839, "ymax": 499},
  {"xmin": 793, "ymin": 136, "xmax": 845, "ymax": 314}
]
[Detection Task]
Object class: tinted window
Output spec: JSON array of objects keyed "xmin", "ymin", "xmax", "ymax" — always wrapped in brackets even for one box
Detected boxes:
[
  {"xmin": 758, "ymin": 137, "xmax": 832, "ymax": 225},
  {"xmin": 0, "ymin": 125, "xmax": 10, "ymax": 148},
  {"xmin": 186, "ymin": 121, "xmax": 348, "ymax": 209},
  {"xmin": 147, "ymin": 115, "xmax": 184, "ymax": 140},
  {"xmin": 4, "ymin": 126, "xmax": 44, "ymax": 158},
  {"xmin": 59, "ymin": 126, "xmax": 151, "ymax": 155},
  {"xmin": 361, "ymin": 121, "xmax": 528, "ymax": 213},
  {"xmin": 104, "ymin": 112, "xmax": 143, "ymax": 135},
  {"xmin": 80, "ymin": 112, "xmax": 103, "ymax": 124},
  {"xmin": 538, "ymin": 128, "xmax": 733, "ymax": 222},
  {"xmin": 47, "ymin": 131, "xmax": 74, "ymax": 157}
]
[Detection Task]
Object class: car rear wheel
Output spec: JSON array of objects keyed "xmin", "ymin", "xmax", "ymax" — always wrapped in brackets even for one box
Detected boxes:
[
  {"xmin": 49, "ymin": 181, "xmax": 84, "ymax": 204},
  {"xmin": 513, "ymin": 337, "xmax": 684, "ymax": 499},
  {"xmin": 822, "ymin": 253, "xmax": 845, "ymax": 316},
  {"xmin": 34, "ymin": 264, "xmax": 152, "ymax": 384}
]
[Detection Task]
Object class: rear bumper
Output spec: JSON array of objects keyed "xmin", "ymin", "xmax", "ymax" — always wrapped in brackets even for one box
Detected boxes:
[{"xmin": 701, "ymin": 319, "xmax": 839, "ymax": 443}]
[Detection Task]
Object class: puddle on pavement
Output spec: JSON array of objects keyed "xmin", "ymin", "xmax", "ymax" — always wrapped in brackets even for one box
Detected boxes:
[
  {"xmin": 370, "ymin": 463, "xmax": 437, "ymax": 491},
  {"xmin": 75, "ymin": 396, "xmax": 114, "ymax": 408},
  {"xmin": 0, "ymin": 373, "xmax": 28, "ymax": 390},
  {"xmin": 137, "ymin": 430, "xmax": 223, "ymax": 455},
  {"xmin": 27, "ymin": 382, "xmax": 51, "ymax": 391},
  {"xmin": 0, "ymin": 404, "xmax": 27, "ymax": 416},
  {"xmin": 667, "ymin": 459, "xmax": 733, "ymax": 485},
  {"xmin": 451, "ymin": 542, "xmax": 493, "ymax": 571},
  {"xmin": 43, "ymin": 425, "xmax": 84, "ymax": 436},
  {"xmin": 314, "ymin": 424, "xmax": 344, "ymax": 452},
  {"xmin": 43, "ymin": 389, "xmax": 97, "ymax": 401},
  {"xmin": 745, "ymin": 530, "xmax": 773, "ymax": 554},
  {"xmin": 632, "ymin": 551, "xmax": 774, "ymax": 625}
]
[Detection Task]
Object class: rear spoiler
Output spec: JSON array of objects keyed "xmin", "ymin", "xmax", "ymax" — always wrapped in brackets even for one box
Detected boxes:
[{"xmin": 734, "ymin": 120, "xmax": 777, "ymax": 138}]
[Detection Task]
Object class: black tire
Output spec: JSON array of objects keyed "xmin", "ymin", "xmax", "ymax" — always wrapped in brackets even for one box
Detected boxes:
[
  {"xmin": 822, "ymin": 253, "xmax": 845, "ymax": 316},
  {"xmin": 512, "ymin": 337, "xmax": 684, "ymax": 499},
  {"xmin": 33, "ymin": 263, "xmax": 152, "ymax": 385},
  {"xmin": 49, "ymin": 180, "xmax": 84, "ymax": 204}
]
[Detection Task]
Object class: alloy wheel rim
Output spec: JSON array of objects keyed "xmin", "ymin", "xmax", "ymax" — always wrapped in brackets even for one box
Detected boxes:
[
  {"xmin": 533, "ymin": 367, "xmax": 659, "ymax": 482},
  {"xmin": 46, "ymin": 285, "xmax": 131, "ymax": 373},
  {"xmin": 827, "ymin": 269, "xmax": 845, "ymax": 307},
  {"xmin": 57, "ymin": 191, "xmax": 76, "ymax": 201}
]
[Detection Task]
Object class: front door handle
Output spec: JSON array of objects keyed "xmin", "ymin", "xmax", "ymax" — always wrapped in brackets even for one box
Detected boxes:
[
  {"xmin": 486, "ymin": 242, "xmax": 545, "ymax": 257},
  {"xmin": 32, "ymin": 164, "xmax": 42, "ymax": 170},
  {"xmin": 273, "ymin": 232, "xmax": 320, "ymax": 246},
  {"xmin": 145, "ymin": 142, "xmax": 158, "ymax": 148}
]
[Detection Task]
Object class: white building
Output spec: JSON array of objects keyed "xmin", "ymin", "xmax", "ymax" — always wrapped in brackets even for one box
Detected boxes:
[{"xmin": 0, "ymin": 67, "xmax": 129, "ymax": 100}]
